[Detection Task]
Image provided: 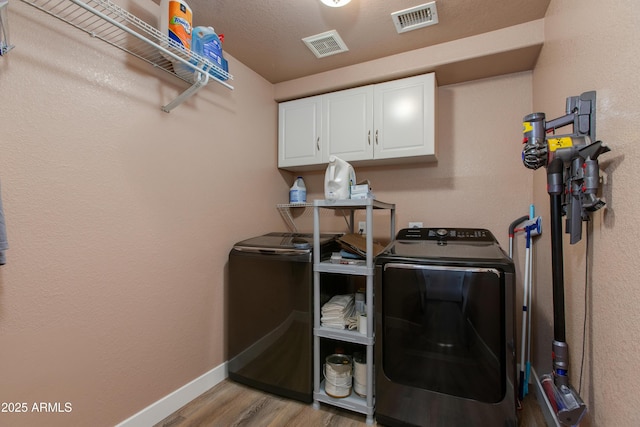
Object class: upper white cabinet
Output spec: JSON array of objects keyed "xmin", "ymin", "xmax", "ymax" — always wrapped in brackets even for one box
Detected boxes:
[
  {"xmin": 278, "ymin": 95, "xmax": 323, "ymax": 168},
  {"xmin": 278, "ymin": 73, "xmax": 437, "ymax": 170},
  {"xmin": 373, "ymin": 73, "xmax": 437, "ymax": 162},
  {"xmin": 323, "ymin": 85, "xmax": 374, "ymax": 162}
]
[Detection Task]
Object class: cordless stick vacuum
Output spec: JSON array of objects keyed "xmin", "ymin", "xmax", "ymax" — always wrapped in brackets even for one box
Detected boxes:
[{"xmin": 521, "ymin": 91, "xmax": 610, "ymax": 426}]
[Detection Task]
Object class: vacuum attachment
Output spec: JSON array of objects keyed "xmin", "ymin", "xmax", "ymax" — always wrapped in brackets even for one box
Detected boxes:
[{"xmin": 541, "ymin": 374, "xmax": 587, "ymax": 426}]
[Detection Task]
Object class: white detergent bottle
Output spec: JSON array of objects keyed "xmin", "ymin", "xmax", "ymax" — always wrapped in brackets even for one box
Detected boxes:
[
  {"xmin": 289, "ymin": 176, "xmax": 307, "ymax": 203},
  {"xmin": 324, "ymin": 155, "xmax": 356, "ymax": 200}
]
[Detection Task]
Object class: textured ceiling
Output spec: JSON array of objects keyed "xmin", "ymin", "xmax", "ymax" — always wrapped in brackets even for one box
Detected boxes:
[{"xmin": 184, "ymin": 0, "xmax": 551, "ymax": 84}]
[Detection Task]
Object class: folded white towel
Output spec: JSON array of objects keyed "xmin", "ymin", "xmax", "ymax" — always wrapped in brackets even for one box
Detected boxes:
[
  {"xmin": 321, "ymin": 294, "xmax": 354, "ymax": 311},
  {"xmin": 321, "ymin": 322, "xmax": 349, "ymax": 330},
  {"xmin": 321, "ymin": 312, "xmax": 355, "ymax": 323},
  {"xmin": 322, "ymin": 306, "xmax": 353, "ymax": 317},
  {"xmin": 346, "ymin": 316, "xmax": 359, "ymax": 330},
  {"xmin": 321, "ymin": 313, "xmax": 358, "ymax": 330},
  {"xmin": 321, "ymin": 294, "xmax": 356, "ymax": 329},
  {"xmin": 322, "ymin": 303, "xmax": 354, "ymax": 318}
]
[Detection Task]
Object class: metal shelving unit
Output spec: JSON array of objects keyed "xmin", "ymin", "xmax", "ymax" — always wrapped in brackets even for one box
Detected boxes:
[
  {"xmin": 312, "ymin": 198, "xmax": 395, "ymax": 425},
  {"xmin": 19, "ymin": 0, "xmax": 233, "ymax": 112}
]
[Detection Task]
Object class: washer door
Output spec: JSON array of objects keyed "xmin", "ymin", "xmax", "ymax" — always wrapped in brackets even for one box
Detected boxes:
[{"xmin": 381, "ymin": 263, "xmax": 506, "ymax": 403}]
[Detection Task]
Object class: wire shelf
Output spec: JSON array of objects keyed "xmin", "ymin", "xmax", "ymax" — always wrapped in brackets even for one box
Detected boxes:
[
  {"xmin": 277, "ymin": 203, "xmax": 313, "ymax": 233},
  {"xmin": 277, "ymin": 202, "xmax": 356, "ymax": 233},
  {"xmin": 19, "ymin": 0, "xmax": 233, "ymax": 111}
]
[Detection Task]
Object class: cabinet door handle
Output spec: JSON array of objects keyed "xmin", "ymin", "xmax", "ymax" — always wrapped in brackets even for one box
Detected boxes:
[
  {"xmin": 375, "ymin": 130, "xmax": 379, "ymax": 145},
  {"xmin": 368, "ymin": 130, "xmax": 371, "ymax": 145},
  {"xmin": 316, "ymin": 137, "xmax": 320, "ymax": 151}
]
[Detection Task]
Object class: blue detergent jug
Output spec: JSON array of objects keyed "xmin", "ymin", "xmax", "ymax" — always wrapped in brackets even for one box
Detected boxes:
[{"xmin": 191, "ymin": 26, "xmax": 228, "ymax": 81}]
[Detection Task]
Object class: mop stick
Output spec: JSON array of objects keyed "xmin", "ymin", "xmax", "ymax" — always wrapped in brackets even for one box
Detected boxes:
[
  {"xmin": 524, "ymin": 234, "xmax": 533, "ymax": 397},
  {"xmin": 524, "ymin": 205, "xmax": 535, "ymax": 397},
  {"xmin": 518, "ymin": 224, "xmax": 531, "ymax": 401}
]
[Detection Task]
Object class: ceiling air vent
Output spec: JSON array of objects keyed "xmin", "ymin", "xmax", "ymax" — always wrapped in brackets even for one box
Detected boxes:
[
  {"xmin": 302, "ymin": 30, "xmax": 349, "ymax": 58},
  {"xmin": 391, "ymin": 1, "xmax": 439, "ymax": 34}
]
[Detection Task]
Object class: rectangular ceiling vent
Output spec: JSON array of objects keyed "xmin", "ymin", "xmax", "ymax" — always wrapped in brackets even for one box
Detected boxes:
[
  {"xmin": 302, "ymin": 30, "xmax": 349, "ymax": 58},
  {"xmin": 391, "ymin": 1, "xmax": 439, "ymax": 34}
]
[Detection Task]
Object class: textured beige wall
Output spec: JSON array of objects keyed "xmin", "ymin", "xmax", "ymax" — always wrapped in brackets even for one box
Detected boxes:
[
  {"xmin": 0, "ymin": 1, "xmax": 285, "ymax": 426},
  {"xmin": 531, "ymin": 1, "xmax": 640, "ymax": 426}
]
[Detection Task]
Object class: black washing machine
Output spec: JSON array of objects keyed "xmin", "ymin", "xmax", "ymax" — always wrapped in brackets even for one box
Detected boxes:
[
  {"xmin": 227, "ymin": 232, "xmax": 339, "ymax": 403},
  {"xmin": 374, "ymin": 228, "xmax": 517, "ymax": 427}
]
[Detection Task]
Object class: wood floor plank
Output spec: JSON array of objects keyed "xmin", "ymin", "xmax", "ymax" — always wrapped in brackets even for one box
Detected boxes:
[{"xmin": 155, "ymin": 379, "xmax": 547, "ymax": 427}]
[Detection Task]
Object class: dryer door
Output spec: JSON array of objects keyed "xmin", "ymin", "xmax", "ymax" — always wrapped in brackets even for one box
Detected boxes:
[{"xmin": 380, "ymin": 263, "xmax": 506, "ymax": 403}]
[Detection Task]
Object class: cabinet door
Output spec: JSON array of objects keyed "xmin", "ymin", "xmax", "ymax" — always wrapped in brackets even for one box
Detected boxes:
[
  {"xmin": 323, "ymin": 86, "xmax": 374, "ymax": 163},
  {"xmin": 278, "ymin": 96, "xmax": 323, "ymax": 168},
  {"xmin": 373, "ymin": 73, "xmax": 437, "ymax": 161}
]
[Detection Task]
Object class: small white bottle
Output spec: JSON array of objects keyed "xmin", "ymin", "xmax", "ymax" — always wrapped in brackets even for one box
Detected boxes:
[{"xmin": 289, "ymin": 176, "xmax": 307, "ymax": 203}]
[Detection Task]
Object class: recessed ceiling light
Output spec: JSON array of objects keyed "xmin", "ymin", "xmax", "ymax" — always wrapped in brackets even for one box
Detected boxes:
[{"xmin": 320, "ymin": 0, "xmax": 352, "ymax": 8}]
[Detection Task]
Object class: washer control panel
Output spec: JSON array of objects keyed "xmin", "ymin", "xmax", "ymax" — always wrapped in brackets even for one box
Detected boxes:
[{"xmin": 396, "ymin": 228, "xmax": 496, "ymax": 242}]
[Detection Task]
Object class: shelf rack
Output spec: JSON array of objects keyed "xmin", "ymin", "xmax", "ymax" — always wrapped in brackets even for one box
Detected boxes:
[
  {"xmin": 0, "ymin": 0, "xmax": 14, "ymax": 55},
  {"xmin": 277, "ymin": 202, "xmax": 355, "ymax": 233},
  {"xmin": 19, "ymin": 0, "xmax": 233, "ymax": 112},
  {"xmin": 312, "ymin": 198, "xmax": 396, "ymax": 425},
  {"xmin": 276, "ymin": 202, "xmax": 312, "ymax": 233}
]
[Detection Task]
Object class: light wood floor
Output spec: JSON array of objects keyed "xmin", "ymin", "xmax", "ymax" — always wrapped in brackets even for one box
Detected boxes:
[{"xmin": 154, "ymin": 379, "xmax": 548, "ymax": 427}]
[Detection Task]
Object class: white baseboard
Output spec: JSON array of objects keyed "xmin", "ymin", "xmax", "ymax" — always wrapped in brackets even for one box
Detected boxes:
[{"xmin": 115, "ymin": 362, "xmax": 228, "ymax": 427}]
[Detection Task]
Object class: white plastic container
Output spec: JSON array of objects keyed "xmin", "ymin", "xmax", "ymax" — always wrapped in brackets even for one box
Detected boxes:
[
  {"xmin": 324, "ymin": 155, "xmax": 356, "ymax": 200},
  {"xmin": 289, "ymin": 176, "xmax": 307, "ymax": 203},
  {"xmin": 353, "ymin": 352, "xmax": 367, "ymax": 397}
]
